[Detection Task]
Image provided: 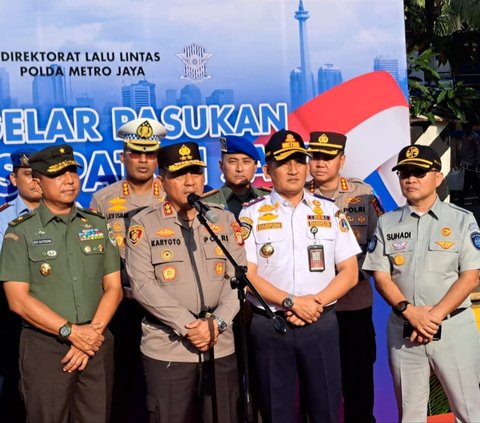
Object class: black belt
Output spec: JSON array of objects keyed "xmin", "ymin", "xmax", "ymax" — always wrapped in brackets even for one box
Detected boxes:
[
  {"xmin": 443, "ymin": 307, "xmax": 467, "ymax": 320},
  {"xmin": 252, "ymin": 304, "xmax": 335, "ymax": 319}
]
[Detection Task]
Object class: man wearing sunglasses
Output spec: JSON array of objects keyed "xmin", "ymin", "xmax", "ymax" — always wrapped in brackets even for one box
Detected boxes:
[
  {"xmin": 90, "ymin": 117, "xmax": 167, "ymax": 422},
  {"xmin": 306, "ymin": 131, "xmax": 383, "ymax": 423},
  {"xmin": 363, "ymin": 145, "xmax": 480, "ymax": 422}
]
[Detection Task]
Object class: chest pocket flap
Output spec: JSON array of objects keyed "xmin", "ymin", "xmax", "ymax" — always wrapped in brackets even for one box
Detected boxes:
[{"xmin": 428, "ymin": 239, "xmax": 460, "ymax": 253}]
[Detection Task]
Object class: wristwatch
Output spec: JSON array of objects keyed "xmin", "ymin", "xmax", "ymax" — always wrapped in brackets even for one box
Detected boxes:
[
  {"xmin": 393, "ymin": 300, "xmax": 410, "ymax": 316},
  {"xmin": 282, "ymin": 294, "xmax": 295, "ymax": 309},
  {"xmin": 214, "ymin": 317, "xmax": 227, "ymax": 333},
  {"xmin": 58, "ymin": 321, "xmax": 73, "ymax": 341}
]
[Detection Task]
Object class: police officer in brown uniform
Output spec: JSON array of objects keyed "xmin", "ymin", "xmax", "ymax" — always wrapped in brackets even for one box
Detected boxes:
[
  {"xmin": 0, "ymin": 145, "xmax": 122, "ymax": 423},
  {"xmin": 306, "ymin": 131, "xmax": 383, "ymax": 423},
  {"xmin": 90, "ymin": 117, "xmax": 166, "ymax": 422},
  {"xmin": 125, "ymin": 142, "xmax": 246, "ymax": 423}
]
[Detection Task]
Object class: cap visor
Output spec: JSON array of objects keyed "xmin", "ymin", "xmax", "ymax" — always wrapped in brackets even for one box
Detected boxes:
[
  {"xmin": 273, "ymin": 149, "xmax": 311, "ymax": 161},
  {"xmin": 167, "ymin": 160, "xmax": 207, "ymax": 172}
]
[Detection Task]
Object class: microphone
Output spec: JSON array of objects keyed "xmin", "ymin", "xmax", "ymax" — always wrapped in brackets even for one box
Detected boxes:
[{"xmin": 187, "ymin": 193, "xmax": 219, "ymax": 223}]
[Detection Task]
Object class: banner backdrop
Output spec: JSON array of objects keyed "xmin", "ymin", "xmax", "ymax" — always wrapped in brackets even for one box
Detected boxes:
[{"xmin": 0, "ymin": 1, "xmax": 409, "ymax": 421}]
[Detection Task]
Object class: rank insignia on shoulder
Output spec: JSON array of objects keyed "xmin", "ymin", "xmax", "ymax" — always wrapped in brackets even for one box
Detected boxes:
[
  {"xmin": 313, "ymin": 193, "xmax": 334, "ymax": 203},
  {"xmin": 201, "ymin": 189, "xmax": 219, "ymax": 199},
  {"xmin": 82, "ymin": 208, "xmax": 105, "ymax": 218},
  {"xmin": 9, "ymin": 212, "xmax": 34, "ymax": 226},
  {"xmin": 0, "ymin": 203, "xmax": 11, "ymax": 213},
  {"xmin": 242, "ymin": 196, "xmax": 266, "ymax": 208}
]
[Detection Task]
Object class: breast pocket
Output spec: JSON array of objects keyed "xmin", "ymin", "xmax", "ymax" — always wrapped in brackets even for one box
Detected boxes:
[
  {"xmin": 152, "ymin": 247, "xmax": 186, "ymax": 286},
  {"xmin": 385, "ymin": 242, "xmax": 414, "ymax": 269},
  {"xmin": 427, "ymin": 239, "xmax": 460, "ymax": 271},
  {"xmin": 80, "ymin": 240, "xmax": 106, "ymax": 279},
  {"xmin": 28, "ymin": 248, "xmax": 60, "ymax": 284},
  {"xmin": 255, "ymin": 229, "xmax": 285, "ymax": 268},
  {"xmin": 203, "ymin": 243, "xmax": 227, "ymax": 281}
]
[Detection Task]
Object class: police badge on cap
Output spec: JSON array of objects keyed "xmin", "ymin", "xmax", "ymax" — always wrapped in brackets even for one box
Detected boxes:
[{"xmin": 117, "ymin": 118, "xmax": 167, "ymax": 153}]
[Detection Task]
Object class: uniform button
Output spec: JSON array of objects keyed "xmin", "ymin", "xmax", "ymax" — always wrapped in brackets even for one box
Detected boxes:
[{"xmin": 73, "ymin": 277, "xmax": 77, "ymax": 281}]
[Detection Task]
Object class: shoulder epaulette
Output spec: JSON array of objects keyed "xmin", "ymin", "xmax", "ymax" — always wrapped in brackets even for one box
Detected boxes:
[
  {"xmin": 202, "ymin": 189, "xmax": 220, "ymax": 199},
  {"xmin": 257, "ymin": 186, "xmax": 272, "ymax": 193},
  {"xmin": 242, "ymin": 196, "xmax": 266, "ymax": 208},
  {"xmin": 9, "ymin": 212, "xmax": 34, "ymax": 226},
  {"xmin": 0, "ymin": 203, "xmax": 12, "ymax": 213},
  {"xmin": 312, "ymin": 193, "xmax": 335, "ymax": 203},
  {"xmin": 206, "ymin": 202, "xmax": 225, "ymax": 210},
  {"xmin": 81, "ymin": 207, "xmax": 105, "ymax": 218},
  {"xmin": 447, "ymin": 202, "xmax": 471, "ymax": 214}
]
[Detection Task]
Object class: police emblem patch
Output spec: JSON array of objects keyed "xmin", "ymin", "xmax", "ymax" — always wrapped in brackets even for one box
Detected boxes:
[
  {"xmin": 128, "ymin": 225, "xmax": 144, "ymax": 246},
  {"xmin": 470, "ymin": 232, "xmax": 480, "ymax": 250},
  {"xmin": 367, "ymin": 236, "xmax": 377, "ymax": 253}
]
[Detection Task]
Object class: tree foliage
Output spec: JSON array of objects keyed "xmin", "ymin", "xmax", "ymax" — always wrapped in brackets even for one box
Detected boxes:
[{"xmin": 405, "ymin": 0, "xmax": 480, "ymax": 123}]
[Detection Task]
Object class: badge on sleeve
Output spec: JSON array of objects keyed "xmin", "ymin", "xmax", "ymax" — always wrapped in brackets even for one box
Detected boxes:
[
  {"xmin": 367, "ymin": 236, "xmax": 377, "ymax": 253},
  {"xmin": 231, "ymin": 221, "xmax": 244, "ymax": 246},
  {"xmin": 470, "ymin": 232, "xmax": 480, "ymax": 250},
  {"xmin": 128, "ymin": 225, "xmax": 144, "ymax": 247}
]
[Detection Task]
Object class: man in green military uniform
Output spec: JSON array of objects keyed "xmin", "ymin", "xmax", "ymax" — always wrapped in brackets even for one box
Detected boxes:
[
  {"xmin": 306, "ymin": 131, "xmax": 383, "ymax": 423},
  {"xmin": 203, "ymin": 136, "xmax": 270, "ymax": 218},
  {"xmin": 363, "ymin": 145, "xmax": 480, "ymax": 422},
  {"xmin": 0, "ymin": 145, "xmax": 122, "ymax": 423}
]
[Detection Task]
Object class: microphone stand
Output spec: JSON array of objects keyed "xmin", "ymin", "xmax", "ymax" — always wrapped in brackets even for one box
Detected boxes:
[{"xmin": 195, "ymin": 206, "xmax": 287, "ymax": 423}]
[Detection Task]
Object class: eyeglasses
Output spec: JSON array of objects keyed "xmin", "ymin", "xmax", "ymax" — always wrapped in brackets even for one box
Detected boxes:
[
  {"xmin": 125, "ymin": 150, "xmax": 157, "ymax": 160},
  {"xmin": 396, "ymin": 169, "xmax": 437, "ymax": 179}
]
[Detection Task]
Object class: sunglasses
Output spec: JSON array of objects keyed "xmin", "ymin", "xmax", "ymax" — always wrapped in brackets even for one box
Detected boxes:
[
  {"xmin": 125, "ymin": 150, "xmax": 157, "ymax": 160},
  {"xmin": 396, "ymin": 169, "xmax": 437, "ymax": 179}
]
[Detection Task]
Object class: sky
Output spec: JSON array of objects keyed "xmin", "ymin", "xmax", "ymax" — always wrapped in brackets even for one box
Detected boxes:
[{"xmin": 0, "ymin": 0, "xmax": 407, "ymax": 107}]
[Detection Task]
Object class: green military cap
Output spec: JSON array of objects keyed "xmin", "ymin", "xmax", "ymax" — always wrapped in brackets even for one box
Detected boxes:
[
  {"xmin": 29, "ymin": 144, "xmax": 82, "ymax": 176},
  {"xmin": 307, "ymin": 131, "xmax": 347, "ymax": 156},
  {"xmin": 158, "ymin": 142, "xmax": 206, "ymax": 172},
  {"xmin": 117, "ymin": 118, "xmax": 167, "ymax": 153}
]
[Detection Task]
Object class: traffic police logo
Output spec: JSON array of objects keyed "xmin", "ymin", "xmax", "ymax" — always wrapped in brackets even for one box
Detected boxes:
[
  {"xmin": 137, "ymin": 120, "xmax": 154, "ymax": 139},
  {"xmin": 128, "ymin": 225, "xmax": 144, "ymax": 246},
  {"xmin": 470, "ymin": 232, "xmax": 480, "ymax": 250},
  {"xmin": 176, "ymin": 43, "xmax": 213, "ymax": 82},
  {"xmin": 393, "ymin": 255, "xmax": 405, "ymax": 266}
]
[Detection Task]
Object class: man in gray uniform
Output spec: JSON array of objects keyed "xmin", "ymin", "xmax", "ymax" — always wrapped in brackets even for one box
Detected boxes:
[
  {"xmin": 90, "ymin": 117, "xmax": 166, "ymax": 422},
  {"xmin": 203, "ymin": 136, "xmax": 270, "ymax": 218},
  {"xmin": 306, "ymin": 131, "xmax": 383, "ymax": 423},
  {"xmin": 363, "ymin": 145, "xmax": 480, "ymax": 422},
  {"xmin": 125, "ymin": 141, "xmax": 246, "ymax": 423}
]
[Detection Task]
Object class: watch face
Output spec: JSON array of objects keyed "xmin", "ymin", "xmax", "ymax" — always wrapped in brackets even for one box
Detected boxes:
[
  {"xmin": 283, "ymin": 297, "xmax": 294, "ymax": 309},
  {"xmin": 59, "ymin": 324, "xmax": 71, "ymax": 339},
  {"xmin": 216, "ymin": 318, "xmax": 227, "ymax": 332}
]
